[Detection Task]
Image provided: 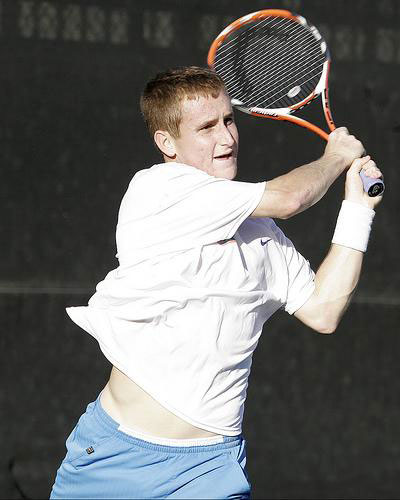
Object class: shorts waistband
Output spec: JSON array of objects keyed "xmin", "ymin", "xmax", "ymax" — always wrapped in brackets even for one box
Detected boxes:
[
  {"xmin": 91, "ymin": 394, "xmax": 242, "ymax": 454},
  {"xmin": 118, "ymin": 423, "xmax": 226, "ymax": 447}
]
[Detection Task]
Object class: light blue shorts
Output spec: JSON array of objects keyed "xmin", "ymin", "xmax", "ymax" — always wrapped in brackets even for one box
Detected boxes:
[{"xmin": 50, "ymin": 395, "xmax": 251, "ymax": 499}]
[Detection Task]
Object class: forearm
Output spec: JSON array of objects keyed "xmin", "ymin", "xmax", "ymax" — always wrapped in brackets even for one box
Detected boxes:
[
  {"xmin": 294, "ymin": 163, "xmax": 380, "ymax": 334},
  {"xmin": 252, "ymin": 153, "xmax": 346, "ymax": 219},
  {"xmin": 252, "ymin": 127, "xmax": 365, "ymax": 219},
  {"xmin": 296, "ymin": 244, "xmax": 363, "ymax": 334},
  {"xmin": 266, "ymin": 153, "xmax": 346, "ymax": 215}
]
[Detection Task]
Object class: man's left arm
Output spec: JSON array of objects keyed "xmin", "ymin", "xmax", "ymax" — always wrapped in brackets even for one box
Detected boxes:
[{"xmin": 294, "ymin": 156, "xmax": 383, "ymax": 334}]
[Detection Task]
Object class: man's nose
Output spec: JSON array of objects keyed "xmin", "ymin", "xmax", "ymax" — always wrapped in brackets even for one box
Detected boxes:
[{"xmin": 219, "ymin": 124, "xmax": 235, "ymax": 146}]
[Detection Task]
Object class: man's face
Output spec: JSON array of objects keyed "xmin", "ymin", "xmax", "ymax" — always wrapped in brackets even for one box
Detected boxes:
[{"xmin": 169, "ymin": 91, "xmax": 239, "ymax": 180}]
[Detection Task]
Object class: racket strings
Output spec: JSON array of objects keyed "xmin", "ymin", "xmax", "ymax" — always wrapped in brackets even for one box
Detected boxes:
[
  {"xmin": 218, "ymin": 19, "xmax": 299, "ymax": 70},
  {"xmin": 232, "ymin": 17, "xmax": 292, "ymax": 60},
  {"xmin": 229, "ymin": 39, "xmax": 323, "ymax": 103},
  {"xmin": 214, "ymin": 16, "xmax": 326, "ymax": 109},
  {"xmin": 230, "ymin": 43, "xmax": 323, "ymax": 107},
  {"xmin": 216, "ymin": 17, "xmax": 306, "ymax": 80},
  {"xmin": 248, "ymin": 58, "xmax": 324, "ymax": 107},
  {"xmin": 216, "ymin": 16, "xmax": 289, "ymax": 62},
  {"xmin": 215, "ymin": 17, "xmax": 321, "ymax": 79},
  {"xmin": 265, "ymin": 68, "xmax": 323, "ymax": 108},
  {"xmin": 244, "ymin": 27, "xmax": 322, "ymax": 85},
  {"xmin": 220, "ymin": 25, "xmax": 318, "ymax": 91},
  {"xmin": 216, "ymin": 14, "xmax": 311, "ymax": 65},
  {"xmin": 219, "ymin": 24, "xmax": 323, "ymax": 107},
  {"xmin": 224, "ymin": 45, "xmax": 323, "ymax": 109}
]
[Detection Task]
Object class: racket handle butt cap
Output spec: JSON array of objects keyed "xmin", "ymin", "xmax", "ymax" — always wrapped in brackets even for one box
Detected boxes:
[{"xmin": 359, "ymin": 171, "xmax": 385, "ymax": 197}]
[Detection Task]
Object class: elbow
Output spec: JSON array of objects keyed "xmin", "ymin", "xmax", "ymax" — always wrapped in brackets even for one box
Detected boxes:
[
  {"xmin": 281, "ymin": 187, "xmax": 319, "ymax": 219},
  {"xmin": 314, "ymin": 317, "xmax": 339, "ymax": 334},
  {"xmin": 316, "ymin": 323, "xmax": 337, "ymax": 335},
  {"xmin": 278, "ymin": 192, "xmax": 304, "ymax": 219},
  {"xmin": 296, "ymin": 301, "xmax": 342, "ymax": 334},
  {"xmin": 305, "ymin": 309, "xmax": 339, "ymax": 334}
]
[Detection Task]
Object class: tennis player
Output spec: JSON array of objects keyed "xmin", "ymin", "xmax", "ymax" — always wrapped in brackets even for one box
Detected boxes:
[{"xmin": 50, "ymin": 67, "xmax": 382, "ymax": 499}]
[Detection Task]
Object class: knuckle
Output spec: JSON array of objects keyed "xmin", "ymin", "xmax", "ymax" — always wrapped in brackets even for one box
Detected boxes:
[{"xmin": 334, "ymin": 127, "xmax": 348, "ymax": 135}]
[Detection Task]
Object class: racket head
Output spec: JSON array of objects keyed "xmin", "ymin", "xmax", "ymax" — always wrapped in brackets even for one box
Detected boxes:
[{"xmin": 207, "ymin": 9, "xmax": 331, "ymax": 121}]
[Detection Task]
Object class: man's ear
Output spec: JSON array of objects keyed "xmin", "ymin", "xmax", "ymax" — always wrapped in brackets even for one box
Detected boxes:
[{"xmin": 154, "ymin": 130, "xmax": 176, "ymax": 159}]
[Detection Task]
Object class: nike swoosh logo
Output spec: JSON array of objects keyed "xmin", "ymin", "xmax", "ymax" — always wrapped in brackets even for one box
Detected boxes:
[{"xmin": 261, "ymin": 238, "xmax": 271, "ymax": 246}]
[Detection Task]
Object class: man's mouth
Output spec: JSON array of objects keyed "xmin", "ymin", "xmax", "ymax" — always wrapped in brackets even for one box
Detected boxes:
[{"xmin": 214, "ymin": 152, "xmax": 233, "ymax": 160}]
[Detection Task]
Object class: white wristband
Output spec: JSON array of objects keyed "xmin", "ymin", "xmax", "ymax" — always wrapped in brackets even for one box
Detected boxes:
[{"xmin": 332, "ymin": 200, "xmax": 375, "ymax": 252}]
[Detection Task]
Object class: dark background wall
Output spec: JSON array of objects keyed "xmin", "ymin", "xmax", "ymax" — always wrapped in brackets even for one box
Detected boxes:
[{"xmin": 1, "ymin": 0, "xmax": 399, "ymax": 498}]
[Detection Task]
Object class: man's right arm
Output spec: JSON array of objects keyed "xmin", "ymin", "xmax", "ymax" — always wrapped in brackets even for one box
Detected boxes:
[{"xmin": 251, "ymin": 127, "xmax": 365, "ymax": 219}]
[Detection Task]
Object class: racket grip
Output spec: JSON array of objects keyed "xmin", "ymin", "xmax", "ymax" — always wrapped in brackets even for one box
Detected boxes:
[{"xmin": 359, "ymin": 171, "xmax": 385, "ymax": 197}]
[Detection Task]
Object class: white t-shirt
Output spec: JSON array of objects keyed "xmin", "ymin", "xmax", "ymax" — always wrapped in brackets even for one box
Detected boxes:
[{"xmin": 67, "ymin": 162, "xmax": 315, "ymax": 435}]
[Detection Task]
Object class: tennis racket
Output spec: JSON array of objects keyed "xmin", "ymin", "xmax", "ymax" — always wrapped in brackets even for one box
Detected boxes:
[{"xmin": 207, "ymin": 9, "xmax": 384, "ymax": 197}]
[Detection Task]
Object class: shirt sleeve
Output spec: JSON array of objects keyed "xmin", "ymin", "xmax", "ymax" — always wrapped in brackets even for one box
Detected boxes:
[
  {"xmin": 117, "ymin": 163, "xmax": 266, "ymax": 259},
  {"xmin": 270, "ymin": 221, "xmax": 316, "ymax": 315}
]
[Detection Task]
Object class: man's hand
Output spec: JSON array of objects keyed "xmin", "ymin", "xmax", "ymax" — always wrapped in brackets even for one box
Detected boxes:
[
  {"xmin": 345, "ymin": 156, "xmax": 384, "ymax": 209},
  {"xmin": 324, "ymin": 127, "xmax": 365, "ymax": 168}
]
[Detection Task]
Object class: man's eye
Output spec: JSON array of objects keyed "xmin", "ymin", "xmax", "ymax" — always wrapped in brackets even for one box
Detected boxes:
[{"xmin": 225, "ymin": 117, "xmax": 233, "ymax": 125}]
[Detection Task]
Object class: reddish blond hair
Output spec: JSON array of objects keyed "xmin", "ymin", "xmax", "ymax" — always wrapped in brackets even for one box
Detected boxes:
[{"xmin": 140, "ymin": 66, "xmax": 226, "ymax": 140}]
